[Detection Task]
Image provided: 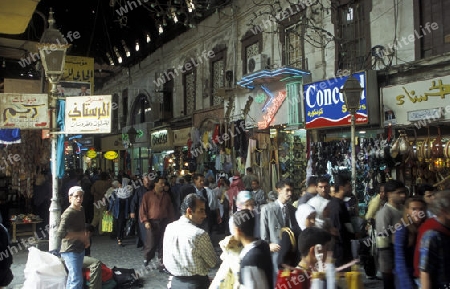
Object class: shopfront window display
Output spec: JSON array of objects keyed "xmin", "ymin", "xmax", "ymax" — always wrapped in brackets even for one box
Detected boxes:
[{"xmin": 277, "ymin": 130, "xmax": 307, "ymax": 197}]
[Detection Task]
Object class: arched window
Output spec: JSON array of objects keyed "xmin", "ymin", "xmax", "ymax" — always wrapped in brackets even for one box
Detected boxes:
[{"xmin": 130, "ymin": 93, "xmax": 151, "ymax": 125}]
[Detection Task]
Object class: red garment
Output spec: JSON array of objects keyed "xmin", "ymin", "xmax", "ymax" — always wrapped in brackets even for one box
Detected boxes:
[
  {"xmin": 227, "ymin": 177, "xmax": 245, "ymax": 210},
  {"xmin": 275, "ymin": 268, "xmax": 312, "ymax": 289},
  {"xmin": 413, "ymin": 217, "xmax": 450, "ymax": 277},
  {"xmin": 187, "ymin": 138, "xmax": 193, "ymax": 158},
  {"xmin": 83, "ymin": 263, "xmax": 113, "ymax": 282},
  {"xmin": 212, "ymin": 124, "xmax": 220, "ymax": 144},
  {"xmin": 139, "ymin": 190, "xmax": 175, "ymax": 223}
]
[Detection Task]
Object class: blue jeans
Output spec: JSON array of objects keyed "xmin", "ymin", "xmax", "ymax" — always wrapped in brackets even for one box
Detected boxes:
[{"xmin": 61, "ymin": 251, "xmax": 85, "ymax": 289}]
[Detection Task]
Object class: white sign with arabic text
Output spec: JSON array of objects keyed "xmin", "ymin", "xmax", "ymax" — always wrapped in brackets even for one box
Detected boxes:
[
  {"xmin": 65, "ymin": 95, "xmax": 112, "ymax": 134},
  {"xmin": 0, "ymin": 93, "xmax": 49, "ymax": 129},
  {"xmin": 382, "ymin": 75, "xmax": 450, "ymax": 126}
]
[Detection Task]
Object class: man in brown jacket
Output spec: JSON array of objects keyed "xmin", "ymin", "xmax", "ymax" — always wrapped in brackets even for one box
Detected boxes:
[
  {"xmin": 140, "ymin": 176, "xmax": 175, "ymax": 271},
  {"xmin": 90, "ymin": 172, "xmax": 112, "ymax": 235}
]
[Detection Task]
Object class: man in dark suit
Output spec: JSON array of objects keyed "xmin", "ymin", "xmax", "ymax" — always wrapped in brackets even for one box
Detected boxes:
[
  {"xmin": 181, "ymin": 173, "xmax": 211, "ymax": 232},
  {"xmin": 260, "ymin": 179, "xmax": 300, "ymax": 285},
  {"xmin": 79, "ymin": 85, "xmax": 90, "ymax": 96}
]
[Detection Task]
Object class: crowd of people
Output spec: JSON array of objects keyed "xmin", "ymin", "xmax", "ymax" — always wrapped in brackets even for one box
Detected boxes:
[{"xmin": 2, "ymin": 166, "xmax": 450, "ymax": 289}]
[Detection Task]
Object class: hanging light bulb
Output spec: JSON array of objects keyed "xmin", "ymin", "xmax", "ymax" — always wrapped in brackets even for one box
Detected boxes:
[
  {"xmin": 135, "ymin": 40, "xmax": 140, "ymax": 51},
  {"xmin": 114, "ymin": 46, "xmax": 122, "ymax": 63},
  {"xmin": 173, "ymin": 14, "xmax": 178, "ymax": 23},
  {"xmin": 159, "ymin": 24, "xmax": 163, "ymax": 34},
  {"xmin": 146, "ymin": 33, "xmax": 151, "ymax": 43},
  {"xmin": 121, "ymin": 40, "xmax": 131, "ymax": 57},
  {"xmin": 106, "ymin": 52, "xmax": 114, "ymax": 66},
  {"xmin": 163, "ymin": 18, "xmax": 167, "ymax": 26}
]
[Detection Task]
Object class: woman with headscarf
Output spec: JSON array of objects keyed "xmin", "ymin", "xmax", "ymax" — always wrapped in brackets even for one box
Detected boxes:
[{"xmin": 108, "ymin": 178, "xmax": 133, "ymax": 246}]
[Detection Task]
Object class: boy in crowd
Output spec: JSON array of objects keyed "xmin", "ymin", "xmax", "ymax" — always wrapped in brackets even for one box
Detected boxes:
[
  {"xmin": 275, "ymin": 227, "xmax": 332, "ymax": 289},
  {"xmin": 416, "ymin": 190, "xmax": 450, "ymax": 289},
  {"xmin": 232, "ymin": 209, "xmax": 273, "ymax": 289}
]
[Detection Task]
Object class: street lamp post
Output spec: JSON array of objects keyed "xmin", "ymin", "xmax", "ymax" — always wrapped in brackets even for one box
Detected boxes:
[
  {"xmin": 127, "ymin": 126, "xmax": 138, "ymax": 145},
  {"xmin": 340, "ymin": 76, "xmax": 363, "ymax": 197},
  {"xmin": 37, "ymin": 9, "xmax": 70, "ymax": 252}
]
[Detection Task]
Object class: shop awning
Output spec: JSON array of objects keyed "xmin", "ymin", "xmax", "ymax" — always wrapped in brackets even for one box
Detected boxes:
[
  {"xmin": 0, "ymin": 0, "xmax": 40, "ymax": 35},
  {"xmin": 237, "ymin": 66, "xmax": 310, "ymax": 89}
]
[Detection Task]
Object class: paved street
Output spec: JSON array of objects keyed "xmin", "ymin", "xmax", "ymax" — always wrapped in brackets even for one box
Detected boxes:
[{"xmin": 7, "ymin": 233, "xmax": 383, "ymax": 288}]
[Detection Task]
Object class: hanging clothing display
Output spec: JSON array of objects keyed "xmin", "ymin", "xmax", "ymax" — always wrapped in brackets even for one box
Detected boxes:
[{"xmin": 245, "ymin": 138, "xmax": 257, "ymax": 169}]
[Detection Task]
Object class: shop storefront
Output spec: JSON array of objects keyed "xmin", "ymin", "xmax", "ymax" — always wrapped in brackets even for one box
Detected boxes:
[
  {"xmin": 100, "ymin": 134, "xmax": 125, "ymax": 174},
  {"xmin": 191, "ymin": 107, "xmax": 225, "ymax": 176},
  {"xmin": 173, "ymin": 127, "xmax": 192, "ymax": 175},
  {"xmin": 233, "ymin": 66, "xmax": 310, "ymax": 194},
  {"xmin": 123, "ymin": 123, "xmax": 150, "ymax": 176},
  {"xmin": 382, "ymin": 73, "xmax": 450, "ymax": 192},
  {"xmin": 150, "ymin": 127, "xmax": 174, "ymax": 176},
  {"xmin": 303, "ymin": 71, "xmax": 380, "ymax": 203}
]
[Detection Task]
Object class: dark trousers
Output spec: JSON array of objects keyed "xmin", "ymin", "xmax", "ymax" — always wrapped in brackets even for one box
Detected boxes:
[
  {"xmin": 171, "ymin": 275, "xmax": 209, "ymax": 289},
  {"xmin": 138, "ymin": 221, "xmax": 146, "ymax": 247},
  {"xmin": 271, "ymin": 252, "xmax": 279, "ymax": 288},
  {"xmin": 116, "ymin": 199, "xmax": 127, "ymax": 240},
  {"xmin": 207, "ymin": 210, "xmax": 216, "ymax": 235},
  {"xmin": 144, "ymin": 219, "xmax": 168, "ymax": 264},
  {"xmin": 382, "ymin": 272, "xmax": 395, "ymax": 289}
]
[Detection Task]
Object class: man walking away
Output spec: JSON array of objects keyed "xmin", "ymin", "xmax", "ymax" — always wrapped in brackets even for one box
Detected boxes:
[{"xmin": 232, "ymin": 209, "xmax": 273, "ymax": 289}]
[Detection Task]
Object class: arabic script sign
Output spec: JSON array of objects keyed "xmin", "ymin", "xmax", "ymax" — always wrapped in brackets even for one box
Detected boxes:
[
  {"xmin": 382, "ymin": 75, "xmax": 450, "ymax": 126},
  {"xmin": 63, "ymin": 56, "xmax": 95, "ymax": 93},
  {"xmin": 65, "ymin": 95, "xmax": 112, "ymax": 134},
  {"xmin": 0, "ymin": 93, "xmax": 49, "ymax": 129}
]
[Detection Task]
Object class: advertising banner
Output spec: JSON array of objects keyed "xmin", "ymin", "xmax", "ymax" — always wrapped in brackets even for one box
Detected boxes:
[
  {"xmin": 304, "ymin": 71, "xmax": 378, "ymax": 129},
  {"xmin": 0, "ymin": 93, "xmax": 49, "ymax": 129},
  {"xmin": 65, "ymin": 95, "xmax": 112, "ymax": 134},
  {"xmin": 62, "ymin": 56, "xmax": 95, "ymax": 93}
]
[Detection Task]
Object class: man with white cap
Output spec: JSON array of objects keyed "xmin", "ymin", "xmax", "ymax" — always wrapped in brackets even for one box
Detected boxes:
[
  {"xmin": 57, "ymin": 186, "xmax": 89, "ymax": 289},
  {"xmin": 229, "ymin": 190, "xmax": 260, "ymax": 238}
]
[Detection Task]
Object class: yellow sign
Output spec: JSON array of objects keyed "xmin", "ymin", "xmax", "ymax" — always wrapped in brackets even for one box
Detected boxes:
[
  {"xmin": 104, "ymin": 151, "xmax": 118, "ymax": 160},
  {"xmin": 63, "ymin": 56, "xmax": 95, "ymax": 93},
  {"xmin": 86, "ymin": 150, "xmax": 97, "ymax": 159}
]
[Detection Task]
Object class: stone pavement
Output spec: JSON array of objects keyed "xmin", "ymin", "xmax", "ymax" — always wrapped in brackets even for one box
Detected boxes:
[{"xmin": 7, "ymin": 232, "xmax": 383, "ymax": 289}]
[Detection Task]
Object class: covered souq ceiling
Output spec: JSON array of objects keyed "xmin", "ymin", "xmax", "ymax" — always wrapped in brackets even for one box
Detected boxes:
[{"xmin": 0, "ymin": 0, "xmax": 231, "ymax": 89}]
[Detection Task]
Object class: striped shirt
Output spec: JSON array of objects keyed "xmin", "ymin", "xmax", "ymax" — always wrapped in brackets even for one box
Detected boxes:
[{"xmin": 163, "ymin": 216, "xmax": 217, "ymax": 276}]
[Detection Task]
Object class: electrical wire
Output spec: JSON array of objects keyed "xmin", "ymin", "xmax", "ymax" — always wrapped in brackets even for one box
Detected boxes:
[{"xmin": 86, "ymin": 0, "xmax": 101, "ymax": 57}]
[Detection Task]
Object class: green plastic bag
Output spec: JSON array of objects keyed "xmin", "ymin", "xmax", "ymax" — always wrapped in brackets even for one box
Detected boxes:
[{"xmin": 101, "ymin": 212, "xmax": 113, "ymax": 233}]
